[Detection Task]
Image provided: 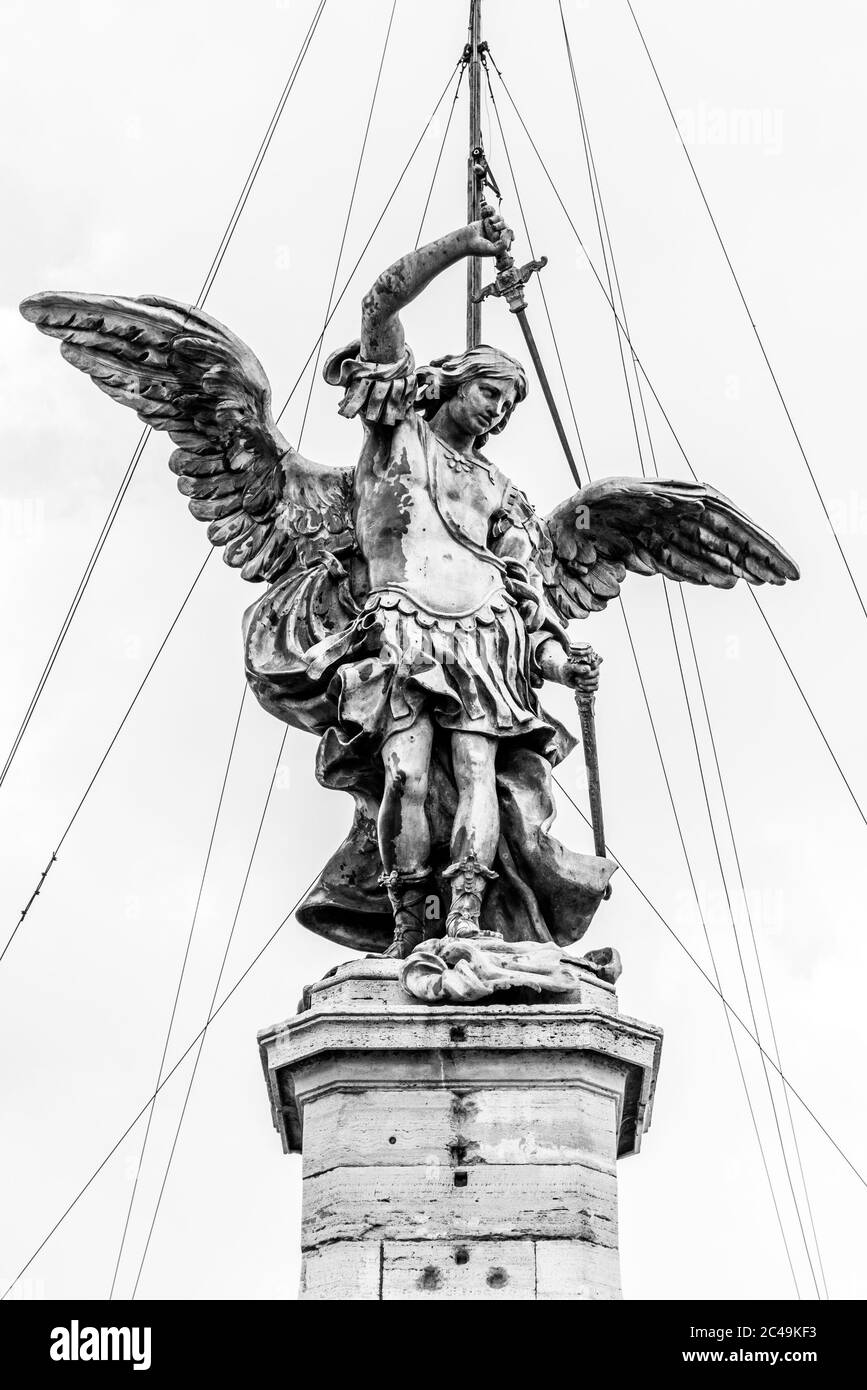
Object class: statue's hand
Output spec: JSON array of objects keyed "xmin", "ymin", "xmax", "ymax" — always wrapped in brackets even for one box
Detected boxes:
[
  {"xmin": 558, "ymin": 643, "xmax": 602, "ymax": 695},
  {"xmin": 465, "ymin": 209, "xmax": 514, "ymax": 259},
  {"xmin": 565, "ymin": 644, "xmax": 602, "ymax": 695},
  {"xmin": 505, "ymin": 570, "xmax": 545, "ymax": 632},
  {"xmin": 533, "ymin": 637, "xmax": 601, "ymax": 691},
  {"xmin": 517, "ymin": 594, "xmax": 545, "ymax": 632}
]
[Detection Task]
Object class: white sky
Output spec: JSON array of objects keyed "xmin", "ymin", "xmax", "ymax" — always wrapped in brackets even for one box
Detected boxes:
[{"xmin": 1, "ymin": 0, "xmax": 866, "ymax": 1302}]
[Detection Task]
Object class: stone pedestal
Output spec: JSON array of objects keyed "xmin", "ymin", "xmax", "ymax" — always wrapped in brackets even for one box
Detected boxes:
[{"xmin": 257, "ymin": 957, "xmax": 662, "ymax": 1301}]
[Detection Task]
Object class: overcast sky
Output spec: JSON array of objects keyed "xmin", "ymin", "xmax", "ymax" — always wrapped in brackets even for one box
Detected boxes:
[{"xmin": 2, "ymin": 0, "xmax": 866, "ymax": 1302}]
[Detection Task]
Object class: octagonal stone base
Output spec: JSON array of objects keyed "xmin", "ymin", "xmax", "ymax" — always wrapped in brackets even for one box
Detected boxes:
[{"xmin": 257, "ymin": 957, "xmax": 662, "ymax": 1301}]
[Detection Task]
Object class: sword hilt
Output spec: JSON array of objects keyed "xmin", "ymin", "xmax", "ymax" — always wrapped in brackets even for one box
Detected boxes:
[
  {"xmin": 568, "ymin": 643, "xmax": 603, "ymax": 695},
  {"xmin": 473, "ymin": 199, "xmax": 547, "ymax": 312}
]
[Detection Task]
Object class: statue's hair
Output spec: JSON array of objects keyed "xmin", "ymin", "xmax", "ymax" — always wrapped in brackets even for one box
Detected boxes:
[{"xmin": 415, "ymin": 344, "xmax": 528, "ymax": 446}]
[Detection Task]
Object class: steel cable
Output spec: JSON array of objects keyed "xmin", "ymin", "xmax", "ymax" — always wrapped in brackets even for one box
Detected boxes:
[
  {"xmin": 557, "ymin": 0, "xmax": 823, "ymax": 1297},
  {"xmin": 0, "ymin": 0, "xmax": 329, "ymax": 797}
]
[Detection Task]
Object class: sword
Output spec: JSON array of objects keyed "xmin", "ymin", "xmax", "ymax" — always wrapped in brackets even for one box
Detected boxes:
[
  {"xmin": 475, "ymin": 206, "xmax": 609, "ymax": 890},
  {"xmin": 473, "ymin": 202, "xmax": 583, "ymax": 489}
]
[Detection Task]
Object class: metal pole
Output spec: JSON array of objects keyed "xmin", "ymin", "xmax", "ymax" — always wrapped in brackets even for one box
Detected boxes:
[
  {"xmin": 574, "ymin": 689, "xmax": 607, "ymax": 860},
  {"xmin": 466, "ymin": 0, "xmax": 483, "ymax": 349}
]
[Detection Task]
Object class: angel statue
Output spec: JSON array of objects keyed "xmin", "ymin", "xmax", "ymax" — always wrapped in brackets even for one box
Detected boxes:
[{"xmin": 21, "ymin": 211, "xmax": 798, "ymax": 969}]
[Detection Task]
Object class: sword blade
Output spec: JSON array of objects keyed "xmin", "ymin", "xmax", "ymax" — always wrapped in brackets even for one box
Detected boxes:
[{"xmin": 514, "ymin": 307, "xmax": 582, "ymax": 489}]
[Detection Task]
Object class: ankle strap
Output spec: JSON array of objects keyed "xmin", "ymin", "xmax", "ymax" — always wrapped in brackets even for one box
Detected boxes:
[
  {"xmin": 378, "ymin": 864, "xmax": 433, "ymax": 892},
  {"xmin": 443, "ymin": 851, "xmax": 498, "ymax": 887}
]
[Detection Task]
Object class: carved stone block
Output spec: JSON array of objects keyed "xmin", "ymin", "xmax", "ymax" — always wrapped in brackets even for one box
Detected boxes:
[{"xmin": 257, "ymin": 958, "xmax": 662, "ymax": 1301}]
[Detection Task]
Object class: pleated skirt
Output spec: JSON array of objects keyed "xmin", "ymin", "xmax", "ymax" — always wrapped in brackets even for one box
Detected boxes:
[{"xmin": 304, "ymin": 586, "xmax": 556, "ymax": 747}]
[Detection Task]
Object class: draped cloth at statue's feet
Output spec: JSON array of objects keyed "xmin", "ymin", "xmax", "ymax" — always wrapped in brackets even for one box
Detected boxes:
[{"xmin": 243, "ymin": 560, "xmax": 615, "ymax": 952}]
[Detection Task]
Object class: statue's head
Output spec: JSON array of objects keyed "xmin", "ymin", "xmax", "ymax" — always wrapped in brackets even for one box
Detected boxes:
[{"xmin": 417, "ymin": 345, "xmax": 528, "ymax": 447}]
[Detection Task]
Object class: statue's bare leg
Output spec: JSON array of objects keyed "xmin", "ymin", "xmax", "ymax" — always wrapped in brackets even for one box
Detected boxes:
[
  {"xmin": 445, "ymin": 731, "xmax": 499, "ymax": 938},
  {"xmin": 378, "ymin": 715, "xmax": 434, "ymax": 958}
]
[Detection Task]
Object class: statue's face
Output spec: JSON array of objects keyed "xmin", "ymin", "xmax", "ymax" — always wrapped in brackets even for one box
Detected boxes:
[{"xmin": 451, "ymin": 375, "xmax": 518, "ymax": 439}]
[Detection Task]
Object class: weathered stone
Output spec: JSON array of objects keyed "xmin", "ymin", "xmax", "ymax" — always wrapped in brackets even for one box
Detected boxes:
[
  {"xmin": 303, "ymin": 1163, "xmax": 617, "ymax": 1246},
  {"xmin": 258, "ymin": 957, "xmax": 662, "ymax": 1300},
  {"xmin": 300, "ymin": 1084, "xmax": 616, "ymax": 1176},
  {"xmin": 299, "ymin": 1242, "xmax": 382, "ymax": 1301},
  {"xmin": 381, "ymin": 1240, "xmax": 537, "ymax": 1301},
  {"xmin": 535, "ymin": 1239, "xmax": 622, "ymax": 1301},
  {"xmin": 298, "ymin": 1237, "xmax": 623, "ymax": 1302}
]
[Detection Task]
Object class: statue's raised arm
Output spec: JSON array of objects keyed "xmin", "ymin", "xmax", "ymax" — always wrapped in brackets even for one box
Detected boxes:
[{"xmin": 360, "ymin": 212, "xmax": 513, "ymax": 363}]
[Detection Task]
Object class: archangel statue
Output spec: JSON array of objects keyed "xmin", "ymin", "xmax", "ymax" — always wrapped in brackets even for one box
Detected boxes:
[{"xmin": 22, "ymin": 213, "xmax": 798, "ymax": 963}]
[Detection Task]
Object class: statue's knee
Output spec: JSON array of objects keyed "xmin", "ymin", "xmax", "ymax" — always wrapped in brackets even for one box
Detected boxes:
[
  {"xmin": 455, "ymin": 737, "xmax": 496, "ymax": 784},
  {"xmin": 383, "ymin": 751, "xmax": 428, "ymax": 804},
  {"xmin": 404, "ymin": 768, "xmax": 430, "ymax": 807}
]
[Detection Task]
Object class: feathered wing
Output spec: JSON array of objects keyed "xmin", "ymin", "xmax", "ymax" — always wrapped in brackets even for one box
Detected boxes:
[
  {"xmin": 20, "ymin": 291, "xmax": 354, "ymax": 582},
  {"xmin": 535, "ymin": 476, "xmax": 799, "ymax": 621}
]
